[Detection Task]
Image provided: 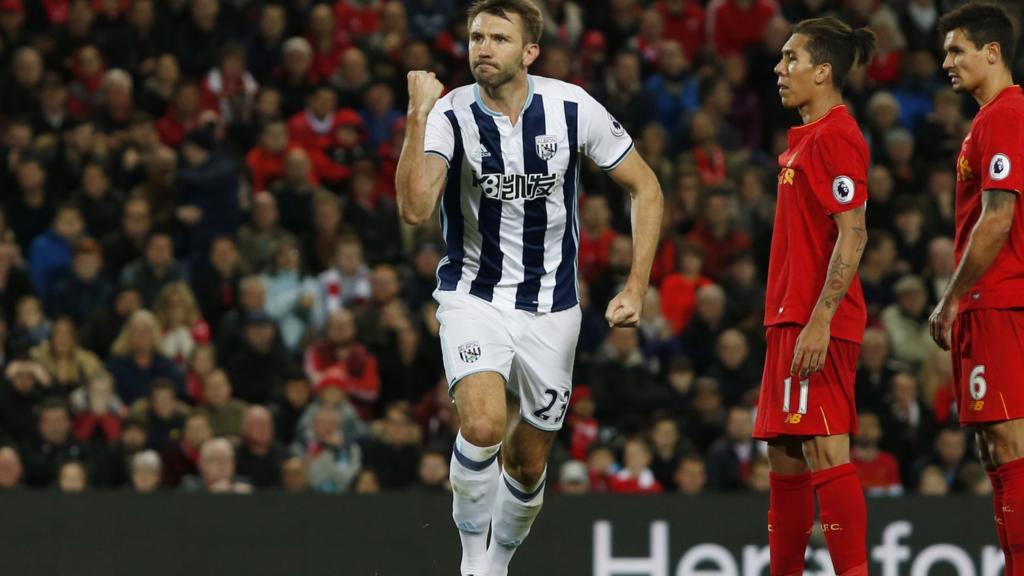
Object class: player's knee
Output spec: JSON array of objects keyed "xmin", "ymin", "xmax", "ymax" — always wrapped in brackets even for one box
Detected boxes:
[
  {"xmin": 987, "ymin": 428, "xmax": 1024, "ymax": 464},
  {"xmin": 460, "ymin": 418, "xmax": 505, "ymax": 447},
  {"xmin": 802, "ymin": 436, "xmax": 849, "ymax": 472},
  {"xmin": 506, "ymin": 461, "xmax": 546, "ymax": 489}
]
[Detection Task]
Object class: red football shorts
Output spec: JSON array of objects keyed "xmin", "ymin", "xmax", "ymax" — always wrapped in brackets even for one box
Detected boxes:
[
  {"xmin": 953, "ymin": 308, "xmax": 1024, "ymax": 424},
  {"xmin": 754, "ymin": 325, "xmax": 860, "ymax": 439}
]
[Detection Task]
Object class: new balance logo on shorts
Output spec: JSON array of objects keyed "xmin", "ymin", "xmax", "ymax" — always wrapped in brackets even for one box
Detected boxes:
[
  {"xmin": 784, "ymin": 413, "xmax": 802, "ymax": 424},
  {"xmin": 458, "ymin": 341, "xmax": 481, "ymax": 363}
]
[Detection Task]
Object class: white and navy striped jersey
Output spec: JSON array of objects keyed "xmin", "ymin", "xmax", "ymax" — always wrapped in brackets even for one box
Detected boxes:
[{"xmin": 424, "ymin": 75, "xmax": 634, "ymax": 313}]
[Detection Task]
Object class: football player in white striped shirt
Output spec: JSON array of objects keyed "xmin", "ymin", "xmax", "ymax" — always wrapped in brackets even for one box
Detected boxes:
[{"xmin": 396, "ymin": 1, "xmax": 663, "ymax": 574}]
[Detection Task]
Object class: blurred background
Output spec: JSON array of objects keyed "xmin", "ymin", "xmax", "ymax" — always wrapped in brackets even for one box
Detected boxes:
[{"xmin": 0, "ymin": 0, "xmax": 1019, "ymax": 505}]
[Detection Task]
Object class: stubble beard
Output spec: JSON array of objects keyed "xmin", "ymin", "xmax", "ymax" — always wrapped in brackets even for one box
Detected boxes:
[{"xmin": 472, "ymin": 61, "xmax": 520, "ymax": 89}]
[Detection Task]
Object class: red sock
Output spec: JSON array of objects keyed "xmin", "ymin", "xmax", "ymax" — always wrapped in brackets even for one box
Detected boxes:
[
  {"xmin": 812, "ymin": 463, "xmax": 867, "ymax": 576},
  {"xmin": 1000, "ymin": 458, "xmax": 1024, "ymax": 575},
  {"xmin": 768, "ymin": 471, "xmax": 813, "ymax": 576},
  {"xmin": 990, "ymin": 469, "xmax": 1014, "ymax": 574}
]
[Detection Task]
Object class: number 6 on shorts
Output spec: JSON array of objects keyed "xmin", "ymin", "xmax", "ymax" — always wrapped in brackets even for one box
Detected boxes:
[
  {"xmin": 783, "ymin": 376, "xmax": 809, "ymax": 414},
  {"xmin": 970, "ymin": 365, "xmax": 987, "ymax": 401}
]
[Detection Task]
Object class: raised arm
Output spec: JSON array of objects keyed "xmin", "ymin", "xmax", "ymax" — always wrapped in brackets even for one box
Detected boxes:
[
  {"xmin": 396, "ymin": 71, "xmax": 450, "ymax": 225},
  {"xmin": 604, "ymin": 149, "xmax": 664, "ymax": 327},
  {"xmin": 929, "ymin": 188, "xmax": 1017, "ymax": 350}
]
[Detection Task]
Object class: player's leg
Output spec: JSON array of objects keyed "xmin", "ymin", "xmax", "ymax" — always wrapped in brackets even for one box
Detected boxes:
[
  {"xmin": 976, "ymin": 432, "xmax": 1014, "ymax": 575},
  {"xmin": 766, "ymin": 436, "xmax": 814, "ymax": 576},
  {"xmin": 980, "ymin": 419, "xmax": 1024, "ymax": 574},
  {"xmin": 486, "ymin": 305, "xmax": 580, "ymax": 575},
  {"xmin": 756, "ymin": 327, "xmax": 815, "ymax": 576},
  {"xmin": 450, "ymin": 373, "xmax": 507, "ymax": 576},
  {"xmin": 436, "ymin": 292, "xmax": 517, "ymax": 576},
  {"xmin": 803, "ymin": 434, "xmax": 867, "ymax": 576},
  {"xmin": 487, "ymin": 400, "xmax": 557, "ymax": 576}
]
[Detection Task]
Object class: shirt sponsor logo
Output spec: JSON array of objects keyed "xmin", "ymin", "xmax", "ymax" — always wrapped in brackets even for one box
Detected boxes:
[
  {"xmin": 832, "ymin": 175, "xmax": 855, "ymax": 204},
  {"xmin": 474, "ymin": 173, "xmax": 560, "ymax": 201},
  {"xmin": 990, "ymin": 153, "xmax": 1011, "ymax": 181}
]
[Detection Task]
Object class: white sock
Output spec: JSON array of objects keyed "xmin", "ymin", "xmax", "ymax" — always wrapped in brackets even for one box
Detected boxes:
[
  {"xmin": 487, "ymin": 468, "xmax": 546, "ymax": 576},
  {"xmin": 450, "ymin": 432, "xmax": 501, "ymax": 576}
]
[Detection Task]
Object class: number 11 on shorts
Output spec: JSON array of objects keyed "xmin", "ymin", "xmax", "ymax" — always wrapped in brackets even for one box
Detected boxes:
[{"xmin": 783, "ymin": 377, "xmax": 809, "ymax": 415}]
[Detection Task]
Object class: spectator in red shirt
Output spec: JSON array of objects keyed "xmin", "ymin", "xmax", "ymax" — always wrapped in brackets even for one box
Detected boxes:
[
  {"xmin": 586, "ymin": 443, "xmax": 618, "ymax": 493},
  {"xmin": 629, "ymin": 9, "xmax": 664, "ymax": 72},
  {"xmin": 200, "ymin": 43, "xmax": 258, "ymax": 128},
  {"xmin": 247, "ymin": 121, "xmax": 316, "ymax": 193},
  {"xmin": 866, "ymin": 10, "xmax": 905, "ymax": 87},
  {"xmin": 156, "ymin": 82, "xmax": 204, "ymax": 149},
  {"xmin": 657, "ymin": 0, "xmax": 705, "ymax": 61},
  {"xmin": 334, "ymin": 0, "xmax": 383, "ymax": 40},
  {"xmin": 304, "ymin": 309, "xmax": 380, "ymax": 419},
  {"xmin": 707, "ymin": 0, "xmax": 778, "ymax": 56},
  {"xmin": 288, "ymin": 86, "xmax": 351, "ymax": 154},
  {"xmin": 161, "ymin": 411, "xmax": 211, "ymax": 486},
  {"xmin": 67, "ymin": 44, "xmax": 106, "ymax": 120},
  {"xmin": 609, "ymin": 436, "xmax": 664, "ymax": 494},
  {"xmin": 686, "ymin": 187, "xmax": 751, "ymax": 281},
  {"xmin": 306, "ymin": 3, "xmax": 352, "ymax": 84},
  {"xmin": 578, "ymin": 195, "xmax": 617, "ymax": 283},
  {"xmin": 566, "ymin": 386, "xmax": 599, "ymax": 462},
  {"xmin": 659, "ymin": 242, "xmax": 712, "ymax": 334},
  {"xmin": 70, "ymin": 370, "xmax": 124, "ymax": 445},
  {"xmin": 853, "ymin": 411, "xmax": 903, "ymax": 496}
]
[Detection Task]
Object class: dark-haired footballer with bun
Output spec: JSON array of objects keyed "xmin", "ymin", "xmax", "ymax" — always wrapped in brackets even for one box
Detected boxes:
[
  {"xmin": 752, "ymin": 17, "xmax": 875, "ymax": 576},
  {"xmin": 929, "ymin": 2, "xmax": 1024, "ymax": 572}
]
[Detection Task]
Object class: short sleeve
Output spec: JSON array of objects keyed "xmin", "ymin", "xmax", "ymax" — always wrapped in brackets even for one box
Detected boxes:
[
  {"xmin": 808, "ymin": 131, "xmax": 868, "ymax": 215},
  {"xmin": 424, "ymin": 102, "xmax": 455, "ymax": 166},
  {"xmin": 978, "ymin": 113, "xmax": 1024, "ymax": 195},
  {"xmin": 580, "ymin": 90, "xmax": 634, "ymax": 171}
]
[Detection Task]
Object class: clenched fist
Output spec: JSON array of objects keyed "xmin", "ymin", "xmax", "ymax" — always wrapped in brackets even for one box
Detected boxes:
[{"xmin": 407, "ymin": 71, "xmax": 443, "ymax": 116}]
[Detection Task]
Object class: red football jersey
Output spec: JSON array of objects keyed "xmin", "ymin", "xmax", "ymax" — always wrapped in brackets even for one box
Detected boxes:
[
  {"xmin": 765, "ymin": 105, "xmax": 868, "ymax": 343},
  {"xmin": 954, "ymin": 85, "xmax": 1024, "ymax": 311}
]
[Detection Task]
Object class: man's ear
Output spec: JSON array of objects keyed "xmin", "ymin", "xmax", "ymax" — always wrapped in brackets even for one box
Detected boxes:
[
  {"xmin": 523, "ymin": 43, "xmax": 540, "ymax": 68},
  {"xmin": 814, "ymin": 62, "xmax": 833, "ymax": 87}
]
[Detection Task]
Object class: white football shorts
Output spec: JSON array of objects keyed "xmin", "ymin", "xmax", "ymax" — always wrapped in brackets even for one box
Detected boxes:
[{"xmin": 435, "ymin": 291, "xmax": 581, "ymax": 431}]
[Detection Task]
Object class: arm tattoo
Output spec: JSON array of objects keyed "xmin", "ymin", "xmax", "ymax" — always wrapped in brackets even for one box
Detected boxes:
[
  {"xmin": 852, "ymin": 226, "xmax": 867, "ymax": 254},
  {"xmin": 822, "ymin": 256, "xmax": 851, "ymax": 309}
]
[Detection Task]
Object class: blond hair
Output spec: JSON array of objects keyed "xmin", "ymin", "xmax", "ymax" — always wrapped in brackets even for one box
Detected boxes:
[
  {"xmin": 110, "ymin": 310, "xmax": 163, "ymax": 356},
  {"xmin": 152, "ymin": 281, "xmax": 202, "ymax": 329}
]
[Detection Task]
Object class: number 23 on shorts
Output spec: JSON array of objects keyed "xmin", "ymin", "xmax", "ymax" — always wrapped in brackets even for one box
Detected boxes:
[{"xmin": 969, "ymin": 365, "xmax": 987, "ymax": 412}]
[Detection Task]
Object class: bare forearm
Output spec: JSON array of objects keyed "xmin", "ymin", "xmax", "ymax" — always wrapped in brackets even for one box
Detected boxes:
[
  {"xmin": 809, "ymin": 221, "xmax": 867, "ymax": 325},
  {"xmin": 627, "ymin": 183, "xmax": 664, "ymax": 291},
  {"xmin": 942, "ymin": 218, "xmax": 1010, "ymax": 303},
  {"xmin": 395, "ymin": 112, "xmax": 432, "ymax": 224}
]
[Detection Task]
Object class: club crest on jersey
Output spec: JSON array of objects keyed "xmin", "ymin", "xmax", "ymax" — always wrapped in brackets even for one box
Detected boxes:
[
  {"xmin": 535, "ymin": 135, "xmax": 558, "ymax": 161},
  {"xmin": 832, "ymin": 175, "xmax": 855, "ymax": 205},
  {"xmin": 458, "ymin": 341, "xmax": 481, "ymax": 363},
  {"xmin": 990, "ymin": 153, "xmax": 1011, "ymax": 181}
]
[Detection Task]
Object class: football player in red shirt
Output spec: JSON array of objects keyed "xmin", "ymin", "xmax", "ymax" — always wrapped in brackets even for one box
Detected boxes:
[
  {"xmin": 929, "ymin": 4, "xmax": 1024, "ymax": 572},
  {"xmin": 752, "ymin": 18, "xmax": 874, "ymax": 576}
]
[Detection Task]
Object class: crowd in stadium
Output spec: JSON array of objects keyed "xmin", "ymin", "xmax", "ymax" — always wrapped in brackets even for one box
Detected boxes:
[{"xmin": 0, "ymin": 0, "xmax": 1014, "ymax": 496}]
